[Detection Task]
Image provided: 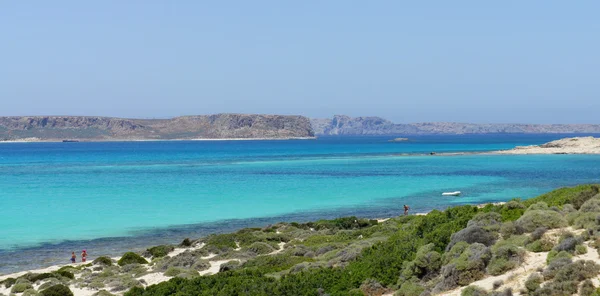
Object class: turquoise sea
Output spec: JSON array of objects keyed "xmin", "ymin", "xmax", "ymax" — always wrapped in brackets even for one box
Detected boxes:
[{"xmin": 1, "ymin": 134, "xmax": 600, "ymax": 273}]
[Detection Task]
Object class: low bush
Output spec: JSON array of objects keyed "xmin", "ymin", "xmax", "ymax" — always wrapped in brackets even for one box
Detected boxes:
[
  {"xmin": 394, "ymin": 281, "xmax": 425, "ymax": 296},
  {"xmin": 92, "ymin": 290, "xmax": 116, "ymax": 296},
  {"xmin": 530, "ymin": 227, "xmax": 547, "ymax": 241},
  {"xmin": 247, "ymin": 242, "xmax": 275, "ymax": 255},
  {"xmin": 492, "ymin": 280, "xmax": 503, "ymax": 290},
  {"xmin": 553, "ymin": 260, "xmax": 600, "ymax": 282},
  {"xmin": 527, "ymin": 202, "xmax": 549, "ymax": 211},
  {"xmin": 434, "ymin": 243, "xmax": 491, "ymax": 291},
  {"xmin": 580, "ymin": 279, "xmax": 595, "ymax": 296},
  {"xmin": 524, "ymin": 273, "xmax": 542, "ymax": 292},
  {"xmin": 532, "ymin": 280, "xmax": 579, "ymax": 296},
  {"xmin": 11, "ymin": 282, "xmax": 33, "ymax": 293},
  {"xmin": 26, "ymin": 272, "xmax": 56, "ymax": 282},
  {"xmin": 40, "ymin": 284, "xmax": 74, "ymax": 296},
  {"xmin": 219, "ymin": 260, "xmax": 241, "ymax": 272},
  {"xmin": 499, "ymin": 222, "xmax": 524, "ymax": 238},
  {"xmin": 93, "ymin": 256, "xmax": 113, "ymax": 266},
  {"xmin": 543, "ymin": 256, "xmax": 572, "ymax": 280},
  {"xmin": 580, "ymin": 198, "xmax": 600, "ymax": 212},
  {"xmin": 446, "ymin": 225, "xmax": 497, "ymax": 251},
  {"xmin": 156, "ymin": 251, "xmax": 210, "ymax": 271},
  {"xmin": 118, "ymin": 252, "xmax": 148, "ymax": 266},
  {"xmin": 526, "ymin": 239, "xmax": 553, "ymax": 252},
  {"xmin": 461, "ymin": 285, "xmax": 488, "ymax": 296},
  {"xmin": 52, "ymin": 269, "xmax": 74, "ymax": 279},
  {"xmin": 359, "ymin": 278, "xmax": 391, "ymax": 296},
  {"xmin": 577, "ymin": 244, "xmax": 588, "ymax": 255},
  {"xmin": 144, "ymin": 245, "xmax": 175, "ymax": 258},
  {"xmin": 1, "ymin": 277, "xmax": 16, "ymax": 288},
  {"xmin": 554, "ymin": 237, "xmax": 580, "ymax": 253},
  {"xmin": 468, "ymin": 212, "xmax": 503, "ymax": 231},
  {"xmin": 487, "ymin": 242, "xmax": 525, "ymax": 276},
  {"xmin": 515, "ymin": 210, "xmax": 567, "ymax": 232}
]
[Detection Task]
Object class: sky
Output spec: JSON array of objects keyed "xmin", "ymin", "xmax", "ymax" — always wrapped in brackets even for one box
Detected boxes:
[{"xmin": 1, "ymin": 1, "xmax": 599, "ymax": 124}]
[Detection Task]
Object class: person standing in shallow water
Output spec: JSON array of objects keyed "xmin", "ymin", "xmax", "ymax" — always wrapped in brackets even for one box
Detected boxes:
[
  {"xmin": 403, "ymin": 205, "xmax": 410, "ymax": 215},
  {"xmin": 71, "ymin": 252, "xmax": 76, "ymax": 263},
  {"xmin": 81, "ymin": 250, "xmax": 87, "ymax": 262}
]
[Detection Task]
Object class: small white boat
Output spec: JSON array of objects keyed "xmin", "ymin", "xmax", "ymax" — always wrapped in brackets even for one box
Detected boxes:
[{"xmin": 442, "ymin": 191, "xmax": 461, "ymax": 196}]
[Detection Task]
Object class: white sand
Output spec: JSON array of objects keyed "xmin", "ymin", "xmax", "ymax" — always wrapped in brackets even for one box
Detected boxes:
[{"xmin": 495, "ymin": 137, "xmax": 600, "ymax": 155}]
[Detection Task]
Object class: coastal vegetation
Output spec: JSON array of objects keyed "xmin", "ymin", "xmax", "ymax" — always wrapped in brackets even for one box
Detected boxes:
[{"xmin": 4, "ymin": 184, "xmax": 600, "ymax": 295}]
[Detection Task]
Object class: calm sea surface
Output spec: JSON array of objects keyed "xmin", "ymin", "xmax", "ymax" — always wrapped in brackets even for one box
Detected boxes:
[{"xmin": 1, "ymin": 134, "xmax": 600, "ymax": 273}]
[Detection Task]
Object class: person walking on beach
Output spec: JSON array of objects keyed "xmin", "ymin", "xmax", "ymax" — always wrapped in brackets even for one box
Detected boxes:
[
  {"xmin": 71, "ymin": 252, "xmax": 76, "ymax": 263},
  {"xmin": 81, "ymin": 250, "xmax": 87, "ymax": 262},
  {"xmin": 403, "ymin": 205, "xmax": 410, "ymax": 216}
]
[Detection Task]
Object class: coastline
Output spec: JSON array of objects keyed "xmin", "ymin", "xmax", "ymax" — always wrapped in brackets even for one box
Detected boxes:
[
  {"xmin": 0, "ymin": 136, "xmax": 318, "ymax": 143},
  {"xmin": 0, "ymin": 202, "xmax": 504, "ymax": 280}
]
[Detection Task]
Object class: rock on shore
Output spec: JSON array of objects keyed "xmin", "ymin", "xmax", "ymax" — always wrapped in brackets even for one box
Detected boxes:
[{"xmin": 496, "ymin": 137, "xmax": 600, "ymax": 154}]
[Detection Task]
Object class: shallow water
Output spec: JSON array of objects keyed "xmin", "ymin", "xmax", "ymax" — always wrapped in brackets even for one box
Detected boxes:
[{"xmin": 1, "ymin": 134, "xmax": 600, "ymax": 273}]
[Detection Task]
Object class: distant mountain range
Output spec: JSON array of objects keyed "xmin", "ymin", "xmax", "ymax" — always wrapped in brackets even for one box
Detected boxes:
[
  {"xmin": 1, "ymin": 114, "xmax": 599, "ymax": 142},
  {"xmin": 311, "ymin": 115, "xmax": 600, "ymax": 135},
  {"xmin": 0, "ymin": 114, "xmax": 314, "ymax": 141}
]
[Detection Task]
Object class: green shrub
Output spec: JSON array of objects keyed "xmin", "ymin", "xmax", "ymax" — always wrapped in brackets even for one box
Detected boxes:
[
  {"xmin": 157, "ymin": 251, "xmax": 210, "ymax": 271},
  {"xmin": 118, "ymin": 252, "xmax": 148, "ymax": 266},
  {"xmin": 247, "ymin": 242, "xmax": 275, "ymax": 255},
  {"xmin": 446, "ymin": 225, "xmax": 497, "ymax": 251},
  {"xmin": 515, "ymin": 210, "xmax": 567, "ymax": 232},
  {"xmin": 11, "ymin": 282, "xmax": 33, "ymax": 293},
  {"xmin": 395, "ymin": 281, "xmax": 425, "ymax": 296},
  {"xmin": 144, "ymin": 245, "xmax": 175, "ymax": 258},
  {"xmin": 546, "ymin": 250, "xmax": 572, "ymax": 264},
  {"xmin": 92, "ymin": 256, "xmax": 113, "ymax": 266},
  {"xmin": 577, "ymin": 244, "xmax": 588, "ymax": 255},
  {"xmin": 526, "ymin": 239, "xmax": 553, "ymax": 252},
  {"xmin": 487, "ymin": 242, "xmax": 525, "ymax": 275},
  {"xmin": 40, "ymin": 284, "xmax": 74, "ymax": 296},
  {"xmin": 22, "ymin": 288, "xmax": 39, "ymax": 296},
  {"xmin": 525, "ymin": 273, "xmax": 542, "ymax": 291},
  {"xmin": 468, "ymin": 212, "xmax": 503, "ymax": 231},
  {"xmin": 435, "ymin": 243, "xmax": 491, "ymax": 291},
  {"xmin": 580, "ymin": 279, "xmax": 596, "ymax": 296},
  {"xmin": 52, "ymin": 269, "xmax": 74, "ymax": 279},
  {"xmin": 26, "ymin": 272, "xmax": 56, "ymax": 282},
  {"xmin": 543, "ymin": 257, "xmax": 572, "ymax": 280},
  {"xmin": 580, "ymin": 198, "xmax": 600, "ymax": 212},
  {"xmin": 527, "ymin": 202, "xmax": 549, "ymax": 211},
  {"xmin": 1, "ymin": 277, "xmax": 16, "ymax": 288},
  {"xmin": 499, "ymin": 221, "xmax": 524, "ymax": 238},
  {"xmin": 92, "ymin": 291, "xmax": 116, "ymax": 296},
  {"xmin": 461, "ymin": 285, "xmax": 488, "ymax": 296},
  {"xmin": 164, "ymin": 267, "xmax": 184, "ymax": 277},
  {"xmin": 554, "ymin": 260, "xmax": 600, "ymax": 282}
]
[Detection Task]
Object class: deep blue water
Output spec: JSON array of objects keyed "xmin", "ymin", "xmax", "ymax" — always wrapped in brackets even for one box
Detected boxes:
[{"xmin": 1, "ymin": 134, "xmax": 600, "ymax": 274}]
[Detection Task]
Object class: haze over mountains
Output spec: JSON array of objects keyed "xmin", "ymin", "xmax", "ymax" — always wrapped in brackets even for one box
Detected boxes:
[
  {"xmin": 312, "ymin": 115, "xmax": 600, "ymax": 135},
  {"xmin": 1, "ymin": 114, "xmax": 600, "ymax": 141}
]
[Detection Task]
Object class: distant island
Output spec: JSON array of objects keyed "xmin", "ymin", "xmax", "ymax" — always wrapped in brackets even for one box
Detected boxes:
[
  {"xmin": 3, "ymin": 114, "xmax": 600, "ymax": 142},
  {"xmin": 0, "ymin": 114, "xmax": 314, "ymax": 142},
  {"xmin": 311, "ymin": 115, "xmax": 600, "ymax": 135}
]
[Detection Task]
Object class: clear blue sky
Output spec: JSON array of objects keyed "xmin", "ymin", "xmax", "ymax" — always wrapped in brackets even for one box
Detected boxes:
[{"xmin": 1, "ymin": 1, "xmax": 598, "ymax": 123}]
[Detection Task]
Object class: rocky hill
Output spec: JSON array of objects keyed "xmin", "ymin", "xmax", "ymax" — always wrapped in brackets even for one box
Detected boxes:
[
  {"xmin": 311, "ymin": 115, "xmax": 600, "ymax": 135},
  {"xmin": 0, "ymin": 114, "xmax": 314, "ymax": 141}
]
